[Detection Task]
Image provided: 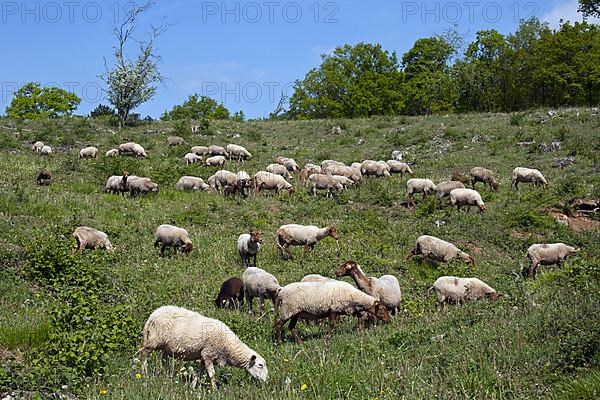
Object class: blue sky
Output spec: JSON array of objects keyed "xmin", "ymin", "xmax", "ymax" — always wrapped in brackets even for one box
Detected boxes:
[{"xmin": 0, "ymin": 0, "xmax": 594, "ymax": 119}]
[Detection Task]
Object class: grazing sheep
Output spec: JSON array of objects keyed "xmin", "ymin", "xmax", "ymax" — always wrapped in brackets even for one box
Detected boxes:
[
  {"xmin": 119, "ymin": 142, "xmax": 147, "ymax": 158},
  {"xmin": 329, "ymin": 175, "xmax": 354, "ymax": 189},
  {"xmin": 408, "ymin": 235, "xmax": 474, "ymax": 265},
  {"xmin": 127, "ymin": 176, "xmax": 159, "ymax": 197},
  {"xmin": 40, "ymin": 145, "xmax": 52, "ymax": 156},
  {"xmin": 227, "ymin": 144, "xmax": 252, "ymax": 161},
  {"xmin": 72, "ymin": 226, "xmax": 114, "ymax": 253},
  {"xmin": 213, "ymin": 170, "xmax": 238, "ymax": 191},
  {"xmin": 524, "ymin": 243, "xmax": 579, "ymax": 277},
  {"xmin": 429, "ymin": 276, "xmax": 498, "ymax": 308},
  {"xmin": 237, "ymin": 231, "xmax": 263, "ymax": 268},
  {"xmin": 154, "ymin": 224, "xmax": 193, "ymax": 256},
  {"xmin": 511, "ymin": 167, "xmax": 548, "ymax": 189},
  {"xmin": 335, "ymin": 260, "xmax": 402, "ymax": 315},
  {"xmin": 277, "ymin": 157, "xmax": 299, "ymax": 172},
  {"xmin": 207, "ymin": 174, "xmax": 217, "ymax": 190},
  {"xmin": 36, "ymin": 168, "xmax": 52, "ymax": 186},
  {"xmin": 304, "ymin": 163, "xmax": 322, "ymax": 173},
  {"xmin": 254, "ymin": 171, "xmax": 294, "ymax": 194},
  {"xmin": 105, "ymin": 148, "xmax": 119, "ymax": 157},
  {"xmin": 208, "ymin": 145, "xmax": 229, "ymax": 157},
  {"xmin": 140, "ymin": 306, "xmax": 268, "ymax": 389},
  {"xmin": 406, "ymin": 178, "xmax": 437, "ymax": 206},
  {"xmin": 175, "ymin": 176, "xmax": 210, "ymax": 191},
  {"xmin": 103, "ymin": 175, "xmax": 124, "ymax": 194},
  {"xmin": 78, "ymin": 146, "xmax": 98, "ymax": 159},
  {"xmin": 386, "ymin": 161, "xmax": 413, "ymax": 178},
  {"xmin": 191, "ymin": 145, "xmax": 209, "ymax": 156},
  {"xmin": 236, "ymin": 171, "xmax": 252, "ymax": 195},
  {"xmin": 307, "ymin": 174, "xmax": 344, "ymax": 197},
  {"xmin": 470, "ymin": 167, "xmax": 499, "ymax": 191},
  {"xmin": 166, "ymin": 136, "xmax": 185, "ymax": 146},
  {"xmin": 242, "ymin": 267, "xmax": 280, "ymax": 314},
  {"xmin": 324, "ymin": 164, "xmax": 362, "ymax": 183},
  {"xmin": 300, "ymin": 274, "xmax": 337, "ymax": 283},
  {"xmin": 350, "ymin": 162, "xmax": 362, "ymax": 171},
  {"xmin": 215, "ymin": 278, "xmax": 244, "ymax": 309},
  {"xmin": 266, "ymin": 163, "xmax": 291, "ymax": 180},
  {"xmin": 205, "ymin": 155, "xmax": 226, "ymax": 167},
  {"xmin": 32, "ymin": 141, "xmax": 44, "ymax": 153},
  {"xmin": 298, "ymin": 168, "xmax": 320, "ymax": 184},
  {"xmin": 273, "ymin": 281, "xmax": 390, "ymax": 344},
  {"xmin": 391, "ymin": 150, "xmax": 403, "ymax": 161},
  {"xmin": 361, "ymin": 160, "xmax": 391, "ymax": 177},
  {"xmin": 321, "ymin": 160, "xmax": 346, "ymax": 170},
  {"xmin": 451, "ymin": 171, "xmax": 471, "ymax": 186},
  {"xmin": 276, "ymin": 224, "xmax": 340, "ymax": 259},
  {"xmin": 450, "ymin": 188, "xmax": 487, "ymax": 213},
  {"xmin": 436, "ymin": 181, "xmax": 465, "ymax": 198},
  {"xmin": 184, "ymin": 153, "xmax": 202, "ymax": 165}
]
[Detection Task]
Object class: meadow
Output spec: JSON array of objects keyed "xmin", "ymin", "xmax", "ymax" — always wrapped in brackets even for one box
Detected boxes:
[{"xmin": 0, "ymin": 109, "xmax": 599, "ymax": 399}]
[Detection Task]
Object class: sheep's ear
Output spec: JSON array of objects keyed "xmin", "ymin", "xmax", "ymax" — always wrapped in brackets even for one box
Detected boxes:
[{"xmin": 249, "ymin": 355, "xmax": 257, "ymax": 368}]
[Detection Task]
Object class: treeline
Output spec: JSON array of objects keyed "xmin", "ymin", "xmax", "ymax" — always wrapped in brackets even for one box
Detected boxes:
[{"xmin": 283, "ymin": 19, "xmax": 600, "ymax": 119}]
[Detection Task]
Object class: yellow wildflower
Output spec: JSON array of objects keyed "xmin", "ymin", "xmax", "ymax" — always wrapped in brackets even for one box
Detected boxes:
[
  {"xmin": 99, "ymin": 389, "xmax": 108, "ymax": 395},
  {"xmin": 135, "ymin": 373, "xmax": 142, "ymax": 380},
  {"xmin": 301, "ymin": 383, "xmax": 308, "ymax": 391}
]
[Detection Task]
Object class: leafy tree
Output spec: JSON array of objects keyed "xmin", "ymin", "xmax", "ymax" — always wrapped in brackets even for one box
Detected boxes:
[
  {"xmin": 579, "ymin": 0, "xmax": 600, "ymax": 18},
  {"xmin": 160, "ymin": 94, "xmax": 231, "ymax": 121},
  {"xmin": 287, "ymin": 43, "xmax": 404, "ymax": 119},
  {"xmin": 5, "ymin": 82, "xmax": 80, "ymax": 120},
  {"xmin": 89, "ymin": 104, "xmax": 116, "ymax": 118},
  {"xmin": 100, "ymin": 2, "xmax": 167, "ymax": 128}
]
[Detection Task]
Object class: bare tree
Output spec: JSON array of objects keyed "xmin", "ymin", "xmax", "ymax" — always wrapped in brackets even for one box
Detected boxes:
[{"xmin": 100, "ymin": 2, "xmax": 167, "ymax": 128}]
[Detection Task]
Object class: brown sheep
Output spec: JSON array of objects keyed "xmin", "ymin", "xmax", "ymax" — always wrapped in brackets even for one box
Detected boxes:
[
  {"xmin": 215, "ymin": 277, "xmax": 245, "ymax": 309},
  {"xmin": 36, "ymin": 169, "xmax": 52, "ymax": 186}
]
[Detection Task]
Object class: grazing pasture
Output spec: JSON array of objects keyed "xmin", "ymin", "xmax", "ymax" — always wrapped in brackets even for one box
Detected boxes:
[{"xmin": 0, "ymin": 109, "xmax": 598, "ymax": 399}]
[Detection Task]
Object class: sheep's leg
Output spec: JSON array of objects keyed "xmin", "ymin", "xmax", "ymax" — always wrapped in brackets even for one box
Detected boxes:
[
  {"xmin": 325, "ymin": 313, "xmax": 337, "ymax": 342},
  {"xmin": 201, "ymin": 352, "xmax": 217, "ymax": 389},
  {"xmin": 258, "ymin": 296, "xmax": 265, "ymax": 314},
  {"xmin": 160, "ymin": 244, "xmax": 167, "ymax": 257},
  {"xmin": 357, "ymin": 315, "xmax": 364, "ymax": 336},
  {"xmin": 251, "ymin": 253, "xmax": 257, "ymax": 267},
  {"xmin": 274, "ymin": 318, "xmax": 287, "ymax": 343},
  {"xmin": 246, "ymin": 292, "xmax": 254, "ymax": 314},
  {"xmin": 289, "ymin": 315, "xmax": 303, "ymax": 344}
]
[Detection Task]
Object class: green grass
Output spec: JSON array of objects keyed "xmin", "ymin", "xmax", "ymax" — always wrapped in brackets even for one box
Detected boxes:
[{"xmin": 0, "ymin": 109, "xmax": 598, "ymax": 399}]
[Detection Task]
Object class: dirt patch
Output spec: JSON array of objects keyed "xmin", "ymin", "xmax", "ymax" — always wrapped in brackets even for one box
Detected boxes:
[{"xmin": 569, "ymin": 217, "xmax": 600, "ymax": 233}]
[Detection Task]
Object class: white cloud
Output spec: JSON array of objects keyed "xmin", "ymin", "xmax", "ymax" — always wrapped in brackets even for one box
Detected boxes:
[{"xmin": 541, "ymin": 0, "xmax": 600, "ymax": 28}]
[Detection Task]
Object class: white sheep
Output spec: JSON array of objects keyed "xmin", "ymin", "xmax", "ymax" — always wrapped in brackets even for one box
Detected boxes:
[
  {"xmin": 273, "ymin": 281, "xmax": 390, "ymax": 344},
  {"xmin": 119, "ymin": 142, "xmax": 147, "ymax": 158},
  {"xmin": 450, "ymin": 188, "xmax": 487, "ymax": 213},
  {"xmin": 79, "ymin": 146, "xmax": 98, "ymax": 159},
  {"xmin": 237, "ymin": 231, "xmax": 263, "ymax": 268},
  {"xmin": 205, "ymin": 155, "xmax": 226, "ymax": 167},
  {"xmin": 242, "ymin": 267, "xmax": 281, "ymax": 314},
  {"xmin": 227, "ymin": 144, "xmax": 252, "ymax": 161},
  {"xmin": 32, "ymin": 141, "xmax": 44, "ymax": 153},
  {"xmin": 435, "ymin": 181, "xmax": 465, "ymax": 198},
  {"xmin": 408, "ymin": 235, "xmax": 474, "ymax": 265},
  {"xmin": 470, "ymin": 167, "xmax": 499, "ymax": 191},
  {"xmin": 406, "ymin": 178, "xmax": 437, "ymax": 206},
  {"xmin": 253, "ymin": 171, "xmax": 294, "ymax": 194},
  {"xmin": 103, "ymin": 175, "xmax": 127, "ymax": 194},
  {"xmin": 191, "ymin": 145, "xmax": 209, "ymax": 156},
  {"xmin": 277, "ymin": 157, "xmax": 299, "ymax": 172},
  {"xmin": 350, "ymin": 162, "xmax": 362, "ymax": 171},
  {"xmin": 323, "ymin": 164, "xmax": 361, "ymax": 183},
  {"xmin": 154, "ymin": 224, "xmax": 193, "ymax": 256},
  {"xmin": 524, "ymin": 243, "xmax": 579, "ymax": 277},
  {"xmin": 266, "ymin": 163, "xmax": 291, "ymax": 180},
  {"xmin": 361, "ymin": 160, "xmax": 390, "ymax": 177},
  {"xmin": 391, "ymin": 150, "xmax": 403, "ymax": 161},
  {"xmin": 276, "ymin": 224, "xmax": 340, "ymax": 259},
  {"xmin": 184, "ymin": 153, "xmax": 202, "ymax": 165},
  {"xmin": 207, "ymin": 174, "xmax": 217, "ymax": 190},
  {"xmin": 208, "ymin": 145, "xmax": 229, "ymax": 157},
  {"xmin": 40, "ymin": 145, "xmax": 52, "ymax": 155},
  {"xmin": 105, "ymin": 149, "xmax": 119, "ymax": 157},
  {"xmin": 300, "ymin": 274, "xmax": 337, "ymax": 283},
  {"xmin": 386, "ymin": 160, "xmax": 413, "ymax": 178},
  {"xmin": 72, "ymin": 226, "xmax": 114, "ymax": 253},
  {"xmin": 140, "ymin": 305, "xmax": 268, "ymax": 389},
  {"xmin": 166, "ymin": 136, "xmax": 185, "ymax": 146},
  {"xmin": 335, "ymin": 260, "xmax": 402, "ymax": 315},
  {"xmin": 429, "ymin": 276, "xmax": 498, "ymax": 308},
  {"xmin": 213, "ymin": 170, "xmax": 238, "ymax": 191},
  {"xmin": 321, "ymin": 160, "xmax": 346, "ymax": 169},
  {"xmin": 175, "ymin": 176, "xmax": 210, "ymax": 191},
  {"xmin": 307, "ymin": 174, "xmax": 344, "ymax": 197},
  {"xmin": 511, "ymin": 167, "xmax": 547, "ymax": 189},
  {"xmin": 127, "ymin": 176, "xmax": 159, "ymax": 196}
]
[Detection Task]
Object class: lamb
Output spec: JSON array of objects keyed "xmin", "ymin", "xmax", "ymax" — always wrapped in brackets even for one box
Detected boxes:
[
  {"xmin": 435, "ymin": 181, "xmax": 465, "ymax": 198},
  {"xmin": 36, "ymin": 168, "xmax": 52, "ymax": 186},
  {"xmin": 277, "ymin": 157, "xmax": 299, "ymax": 172},
  {"xmin": 408, "ymin": 235, "xmax": 474, "ymax": 265},
  {"xmin": 72, "ymin": 226, "xmax": 114, "ymax": 253},
  {"xmin": 451, "ymin": 171, "xmax": 472, "ymax": 186},
  {"xmin": 254, "ymin": 171, "xmax": 294, "ymax": 194},
  {"xmin": 184, "ymin": 153, "xmax": 202, "ymax": 165},
  {"xmin": 470, "ymin": 167, "xmax": 499, "ymax": 191},
  {"xmin": 242, "ymin": 267, "xmax": 281, "ymax": 314},
  {"xmin": 208, "ymin": 145, "xmax": 229, "ymax": 157},
  {"xmin": 226, "ymin": 144, "xmax": 252, "ymax": 161},
  {"xmin": 140, "ymin": 305, "xmax": 268, "ymax": 389},
  {"xmin": 204, "ymin": 155, "xmax": 226, "ymax": 167},
  {"xmin": 266, "ymin": 163, "xmax": 291, "ymax": 180},
  {"xmin": 105, "ymin": 148, "xmax": 119, "ymax": 157},
  {"xmin": 118, "ymin": 142, "xmax": 147, "ymax": 158},
  {"xmin": 40, "ymin": 145, "xmax": 52, "ymax": 155},
  {"xmin": 276, "ymin": 224, "xmax": 340, "ymax": 259},
  {"xmin": 511, "ymin": 167, "xmax": 548, "ymax": 189},
  {"xmin": 429, "ymin": 276, "xmax": 498, "ymax": 308},
  {"xmin": 524, "ymin": 243, "xmax": 579, "ymax": 277},
  {"xmin": 191, "ymin": 145, "xmax": 209, "ymax": 156},
  {"xmin": 406, "ymin": 178, "xmax": 437, "ymax": 206},
  {"xmin": 307, "ymin": 174, "xmax": 344, "ymax": 197},
  {"xmin": 166, "ymin": 136, "xmax": 185, "ymax": 146},
  {"xmin": 215, "ymin": 278, "xmax": 244, "ymax": 309},
  {"xmin": 237, "ymin": 231, "xmax": 263, "ymax": 268},
  {"xmin": 32, "ymin": 141, "xmax": 44, "ymax": 153},
  {"xmin": 335, "ymin": 260, "xmax": 402, "ymax": 315},
  {"xmin": 127, "ymin": 176, "xmax": 159, "ymax": 197},
  {"xmin": 175, "ymin": 176, "xmax": 210, "ymax": 191},
  {"xmin": 450, "ymin": 188, "xmax": 487, "ymax": 213},
  {"xmin": 386, "ymin": 161, "xmax": 413, "ymax": 178},
  {"xmin": 154, "ymin": 224, "xmax": 193, "ymax": 256},
  {"xmin": 361, "ymin": 160, "xmax": 391, "ymax": 177},
  {"xmin": 79, "ymin": 146, "xmax": 98, "ymax": 159},
  {"xmin": 323, "ymin": 164, "xmax": 361, "ymax": 183},
  {"xmin": 273, "ymin": 281, "xmax": 390, "ymax": 344}
]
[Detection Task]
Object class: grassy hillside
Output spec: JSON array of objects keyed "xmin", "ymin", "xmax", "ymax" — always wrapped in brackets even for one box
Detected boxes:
[{"xmin": 0, "ymin": 109, "xmax": 599, "ymax": 399}]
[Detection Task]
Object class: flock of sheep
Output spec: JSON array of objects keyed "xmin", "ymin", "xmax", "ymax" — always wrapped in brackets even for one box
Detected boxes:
[{"xmin": 30, "ymin": 134, "xmax": 582, "ymax": 389}]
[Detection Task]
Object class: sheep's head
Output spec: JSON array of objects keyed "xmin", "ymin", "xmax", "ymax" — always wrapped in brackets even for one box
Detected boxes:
[
  {"xmin": 478, "ymin": 204, "xmax": 487, "ymax": 213},
  {"xmin": 182, "ymin": 242, "xmax": 193, "ymax": 254},
  {"xmin": 459, "ymin": 252, "xmax": 475, "ymax": 266},
  {"xmin": 335, "ymin": 260, "xmax": 357, "ymax": 277},
  {"xmin": 327, "ymin": 227, "xmax": 340, "ymax": 240},
  {"xmin": 368, "ymin": 301, "xmax": 391, "ymax": 323},
  {"xmin": 246, "ymin": 354, "xmax": 268, "ymax": 382},
  {"xmin": 567, "ymin": 246, "xmax": 580, "ymax": 257},
  {"xmin": 250, "ymin": 230, "xmax": 263, "ymax": 244},
  {"xmin": 486, "ymin": 291, "xmax": 500, "ymax": 301},
  {"xmin": 214, "ymin": 296, "xmax": 227, "ymax": 308},
  {"xmin": 286, "ymin": 187, "xmax": 296, "ymax": 195},
  {"xmin": 491, "ymin": 178, "xmax": 499, "ymax": 191},
  {"xmin": 105, "ymin": 242, "xmax": 115, "ymax": 253}
]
